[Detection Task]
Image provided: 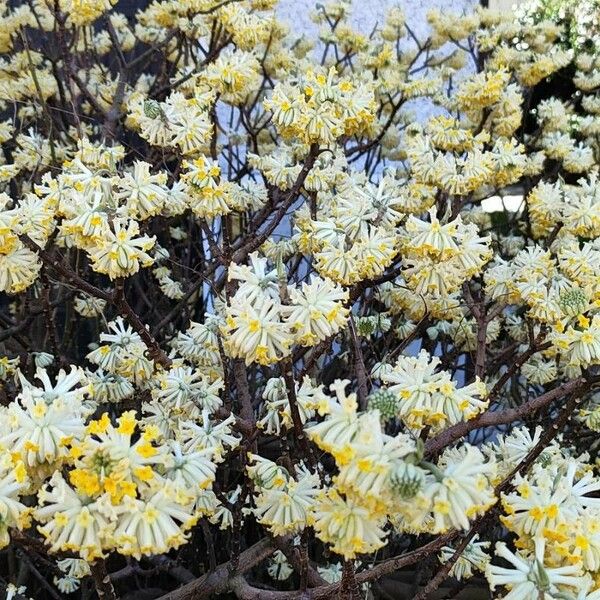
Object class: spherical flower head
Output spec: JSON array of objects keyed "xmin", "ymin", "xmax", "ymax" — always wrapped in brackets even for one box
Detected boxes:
[
  {"xmin": 284, "ymin": 275, "xmax": 349, "ymax": 346},
  {"xmin": 61, "ymin": 0, "xmax": 116, "ymax": 26},
  {"xmin": 312, "ymin": 488, "xmax": 387, "ymax": 559},
  {"xmin": 268, "ymin": 550, "xmax": 294, "ymax": 581},
  {"xmin": 112, "ymin": 482, "xmax": 198, "ymax": 559},
  {"xmin": 305, "ymin": 379, "xmax": 362, "ymax": 456},
  {"xmin": 35, "ymin": 472, "xmax": 112, "ymax": 561},
  {"xmin": 422, "ymin": 445, "xmax": 497, "ymax": 533},
  {"xmin": 70, "ymin": 410, "xmax": 170, "ymax": 501},
  {"xmin": 88, "ymin": 219, "xmax": 155, "ymax": 280},
  {"xmin": 223, "ymin": 292, "xmax": 293, "ymax": 366},
  {"xmin": 0, "ymin": 242, "xmax": 42, "ymax": 294},
  {"xmin": 440, "ymin": 535, "xmax": 490, "ymax": 581},
  {"xmin": 4, "ymin": 383, "xmax": 88, "ymax": 470}
]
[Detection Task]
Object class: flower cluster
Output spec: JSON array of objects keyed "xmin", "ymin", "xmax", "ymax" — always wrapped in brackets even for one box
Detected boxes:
[{"xmin": 377, "ymin": 350, "xmax": 488, "ymax": 433}]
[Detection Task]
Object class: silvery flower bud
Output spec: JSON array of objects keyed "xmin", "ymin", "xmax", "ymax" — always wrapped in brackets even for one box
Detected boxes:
[
  {"xmin": 391, "ymin": 462, "xmax": 425, "ymax": 499},
  {"xmin": 559, "ymin": 288, "xmax": 588, "ymax": 317},
  {"xmin": 143, "ymin": 99, "xmax": 162, "ymax": 119}
]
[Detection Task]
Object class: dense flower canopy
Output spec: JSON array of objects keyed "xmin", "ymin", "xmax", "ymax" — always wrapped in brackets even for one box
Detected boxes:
[{"xmin": 1, "ymin": 0, "xmax": 600, "ymax": 599}]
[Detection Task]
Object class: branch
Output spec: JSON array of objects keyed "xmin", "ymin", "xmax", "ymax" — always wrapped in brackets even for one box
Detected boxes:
[
  {"xmin": 413, "ymin": 384, "xmax": 587, "ymax": 599},
  {"xmin": 231, "ymin": 144, "xmax": 319, "ymax": 264},
  {"xmin": 348, "ymin": 315, "xmax": 368, "ymax": 409},
  {"xmin": 425, "ymin": 376, "xmax": 589, "ymax": 456},
  {"xmin": 19, "ymin": 235, "xmax": 171, "ymax": 368},
  {"xmin": 90, "ymin": 559, "xmax": 118, "ymax": 600},
  {"xmin": 155, "ymin": 538, "xmax": 276, "ymax": 600},
  {"xmin": 488, "ymin": 339, "xmax": 551, "ymax": 400}
]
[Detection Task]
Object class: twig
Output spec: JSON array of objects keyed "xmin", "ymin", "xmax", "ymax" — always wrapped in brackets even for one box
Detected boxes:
[
  {"xmin": 425, "ymin": 376, "xmax": 590, "ymax": 455},
  {"xmin": 90, "ymin": 559, "xmax": 118, "ymax": 600}
]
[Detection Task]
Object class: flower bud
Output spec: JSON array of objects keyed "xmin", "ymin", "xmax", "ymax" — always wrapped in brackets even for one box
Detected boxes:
[
  {"xmin": 391, "ymin": 462, "xmax": 425, "ymax": 499},
  {"xmin": 367, "ymin": 389, "xmax": 399, "ymax": 422}
]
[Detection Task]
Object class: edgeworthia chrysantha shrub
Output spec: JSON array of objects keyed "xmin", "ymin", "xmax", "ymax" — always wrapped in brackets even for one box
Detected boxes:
[{"xmin": 1, "ymin": 0, "xmax": 600, "ymax": 599}]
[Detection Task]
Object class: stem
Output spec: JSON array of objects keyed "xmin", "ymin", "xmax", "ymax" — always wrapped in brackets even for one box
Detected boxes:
[{"xmin": 90, "ymin": 559, "xmax": 118, "ymax": 600}]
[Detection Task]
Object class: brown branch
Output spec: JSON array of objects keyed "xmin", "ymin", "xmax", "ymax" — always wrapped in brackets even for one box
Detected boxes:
[
  {"xmin": 155, "ymin": 538, "xmax": 276, "ymax": 600},
  {"xmin": 69, "ymin": 69, "xmax": 109, "ymax": 120},
  {"xmin": 231, "ymin": 359, "xmax": 255, "ymax": 425},
  {"xmin": 274, "ymin": 537, "xmax": 327, "ymax": 589},
  {"xmin": 425, "ymin": 376, "xmax": 589, "ymax": 456},
  {"xmin": 19, "ymin": 235, "xmax": 171, "ymax": 368},
  {"xmin": 147, "ymin": 556, "xmax": 195, "ymax": 584},
  {"xmin": 113, "ymin": 290, "xmax": 172, "ymax": 368},
  {"xmin": 488, "ymin": 339, "xmax": 551, "ymax": 400},
  {"xmin": 414, "ymin": 384, "xmax": 587, "ymax": 600},
  {"xmin": 19, "ymin": 235, "xmax": 112, "ymax": 302},
  {"xmin": 231, "ymin": 144, "xmax": 319, "ymax": 264},
  {"xmin": 90, "ymin": 559, "xmax": 118, "ymax": 600},
  {"xmin": 348, "ymin": 316, "xmax": 368, "ymax": 409},
  {"xmin": 229, "ymin": 576, "xmax": 290, "ymax": 600},
  {"xmin": 15, "ymin": 549, "xmax": 61, "ymax": 600}
]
